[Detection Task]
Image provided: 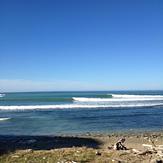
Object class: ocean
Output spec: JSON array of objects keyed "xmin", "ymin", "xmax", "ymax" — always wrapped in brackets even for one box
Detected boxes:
[{"xmin": 0, "ymin": 91, "xmax": 163, "ymax": 135}]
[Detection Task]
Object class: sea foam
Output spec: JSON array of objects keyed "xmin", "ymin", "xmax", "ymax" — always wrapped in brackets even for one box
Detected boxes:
[
  {"xmin": 0, "ymin": 103, "xmax": 163, "ymax": 110},
  {"xmin": 0, "ymin": 94, "xmax": 5, "ymax": 98},
  {"xmin": 73, "ymin": 94, "xmax": 163, "ymax": 102},
  {"xmin": 111, "ymin": 94, "xmax": 163, "ymax": 98},
  {"xmin": 0, "ymin": 117, "xmax": 11, "ymax": 121}
]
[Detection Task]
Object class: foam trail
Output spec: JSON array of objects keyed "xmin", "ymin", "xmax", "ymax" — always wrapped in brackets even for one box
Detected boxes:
[
  {"xmin": 0, "ymin": 118, "xmax": 11, "ymax": 121},
  {"xmin": 0, "ymin": 103, "xmax": 163, "ymax": 110}
]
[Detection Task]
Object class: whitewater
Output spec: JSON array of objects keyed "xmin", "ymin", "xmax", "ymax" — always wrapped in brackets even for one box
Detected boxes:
[
  {"xmin": 1, "ymin": 91, "xmax": 163, "ymax": 135},
  {"xmin": 0, "ymin": 94, "xmax": 163, "ymax": 110}
]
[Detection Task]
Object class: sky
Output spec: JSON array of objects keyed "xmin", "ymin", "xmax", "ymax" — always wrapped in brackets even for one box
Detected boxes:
[{"xmin": 0, "ymin": 0, "xmax": 163, "ymax": 92}]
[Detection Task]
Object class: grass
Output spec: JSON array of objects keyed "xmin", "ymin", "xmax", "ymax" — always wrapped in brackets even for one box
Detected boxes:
[
  {"xmin": 0, "ymin": 147, "xmax": 155, "ymax": 163},
  {"xmin": 0, "ymin": 147, "xmax": 99, "ymax": 163}
]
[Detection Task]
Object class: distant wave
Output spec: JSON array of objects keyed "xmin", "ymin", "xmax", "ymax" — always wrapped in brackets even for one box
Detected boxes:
[
  {"xmin": 73, "ymin": 94, "xmax": 163, "ymax": 102},
  {"xmin": 0, "ymin": 103, "xmax": 163, "ymax": 110},
  {"xmin": 0, "ymin": 94, "xmax": 112, "ymax": 102},
  {"xmin": 0, "ymin": 93, "xmax": 163, "ymax": 110},
  {"xmin": 111, "ymin": 94, "xmax": 163, "ymax": 98},
  {"xmin": 0, "ymin": 117, "xmax": 11, "ymax": 121},
  {"xmin": 0, "ymin": 97, "xmax": 72, "ymax": 102},
  {"xmin": 0, "ymin": 94, "xmax": 5, "ymax": 98}
]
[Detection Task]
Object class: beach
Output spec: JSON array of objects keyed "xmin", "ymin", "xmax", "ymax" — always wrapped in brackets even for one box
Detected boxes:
[{"xmin": 0, "ymin": 131, "xmax": 163, "ymax": 162}]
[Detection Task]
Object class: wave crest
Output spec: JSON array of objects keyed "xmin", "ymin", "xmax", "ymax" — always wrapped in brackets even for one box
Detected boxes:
[
  {"xmin": 73, "ymin": 94, "xmax": 163, "ymax": 102},
  {"xmin": 0, "ymin": 103, "xmax": 163, "ymax": 110},
  {"xmin": 0, "ymin": 94, "xmax": 5, "ymax": 98},
  {"xmin": 0, "ymin": 117, "xmax": 11, "ymax": 121}
]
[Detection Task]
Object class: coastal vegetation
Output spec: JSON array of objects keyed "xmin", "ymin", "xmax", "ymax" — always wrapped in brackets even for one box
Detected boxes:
[{"xmin": 0, "ymin": 132, "xmax": 163, "ymax": 163}]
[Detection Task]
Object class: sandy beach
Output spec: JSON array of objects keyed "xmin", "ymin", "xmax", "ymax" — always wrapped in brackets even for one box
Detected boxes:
[{"xmin": 0, "ymin": 131, "xmax": 163, "ymax": 162}]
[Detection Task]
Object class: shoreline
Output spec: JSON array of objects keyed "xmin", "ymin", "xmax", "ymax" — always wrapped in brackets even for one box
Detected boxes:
[{"xmin": 1, "ymin": 129, "xmax": 163, "ymax": 137}]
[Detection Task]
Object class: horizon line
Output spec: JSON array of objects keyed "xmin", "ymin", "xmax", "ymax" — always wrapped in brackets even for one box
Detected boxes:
[{"xmin": 1, "ymin": 89, "xmax": 163, "ymax": 93}]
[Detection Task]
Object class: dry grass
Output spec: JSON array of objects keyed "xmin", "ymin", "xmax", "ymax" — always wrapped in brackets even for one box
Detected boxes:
[
  {"xmin": 0, "ymin": 147, "xmax": 97, "ymax": 163},
  {"xmin": 1, "ymin": 132, "xmax": 163, "ymax": 162},
  {"xmin": 0, "ymin": 147, "xmax": 158, "ymax": 163}
]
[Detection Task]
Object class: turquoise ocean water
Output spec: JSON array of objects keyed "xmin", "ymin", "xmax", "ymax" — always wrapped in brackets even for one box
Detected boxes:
[{"xmin": 0, "ymin": 91, "xmax": 163, "ymax": 135}]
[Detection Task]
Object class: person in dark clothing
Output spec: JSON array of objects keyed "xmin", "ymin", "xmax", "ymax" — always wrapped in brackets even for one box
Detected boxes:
[{"xmin": 114, "ymin": 138, "xmax": 127, "ymax": 150}]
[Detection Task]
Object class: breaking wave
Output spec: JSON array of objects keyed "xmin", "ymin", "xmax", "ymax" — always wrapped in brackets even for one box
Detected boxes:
[
  {"xmin": 0, "ymin": 117, "xmax": 11, "ymax": 121},
  {"xmin": 73, "ymin": 94, "xmax": 163, "ymax": 102},
  {"xmin": 0, "ymin": 94, "xmax": 163, "ymax": 110},
  {"xmin": 0, "ymin": 94, "xmax": 5, "ymax": 98},
  {"xmin": 111, "ymin": 94, "xmax": 163, "ymax": 98},
  {"xmin": 0, "ymin": 103, "xmax": 163, "ymax": 110}
]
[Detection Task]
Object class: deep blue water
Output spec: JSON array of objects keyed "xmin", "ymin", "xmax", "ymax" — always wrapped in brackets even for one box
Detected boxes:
[{"xmin": 0, "ymin": 91, "xmax": 163, "ymax": 135}]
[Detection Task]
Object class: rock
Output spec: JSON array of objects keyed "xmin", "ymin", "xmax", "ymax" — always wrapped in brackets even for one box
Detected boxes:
[{"xmin": 95, "ymin": 151, "xmax": 101, "ymax": 156}]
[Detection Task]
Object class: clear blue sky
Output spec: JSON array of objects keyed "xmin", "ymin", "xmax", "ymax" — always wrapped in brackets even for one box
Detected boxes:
[{"xmin": 0, "ymin": 0, "xmax": 163, "ymax": 91}]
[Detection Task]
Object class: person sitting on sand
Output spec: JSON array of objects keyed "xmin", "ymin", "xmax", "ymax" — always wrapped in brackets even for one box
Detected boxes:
[{"xmin": 114, "ymin": 138, "xmax": 127, "ymax": 150}]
